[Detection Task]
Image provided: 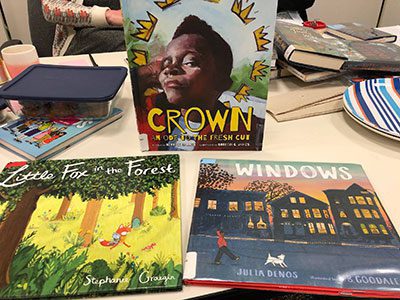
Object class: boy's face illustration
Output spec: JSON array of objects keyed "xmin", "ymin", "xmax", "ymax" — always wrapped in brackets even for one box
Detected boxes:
[{"xmin": 159, "ymin": 34, "xmax": 221, "ymax": 109}]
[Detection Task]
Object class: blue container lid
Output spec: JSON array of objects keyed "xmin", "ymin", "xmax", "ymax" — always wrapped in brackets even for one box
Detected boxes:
[{"xmin": 0, "ymin": 64, "xmax": 127, "ymax": 102}]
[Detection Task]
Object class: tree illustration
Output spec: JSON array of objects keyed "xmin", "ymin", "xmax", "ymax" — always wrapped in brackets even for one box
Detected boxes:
[
  {"xmin": 152, "ymin": 191, "xmax": 159, "ymax": 209},
  {"xmin": 244, "ymin": 180, "xmax": 295, "ymax": 202},
  {"xmin": 0, "ymin": 160, "xmax": 82, "ymax": 288},
  {"xmin": 198, "ymin": 163, "xmax": 235, "ymax": 190},
  {"xmin": 0, "ymin": 156, "xmax": 180, "ymax": 288},
  {"xmin": 54, "ymin": 193, "xmax": 73, "ymax": 221},
  {"xmin": 127, "ymin": 155, "xmax": 180, "ymax": 223}
]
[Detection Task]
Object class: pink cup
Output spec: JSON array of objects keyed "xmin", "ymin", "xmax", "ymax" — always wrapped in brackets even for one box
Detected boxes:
[{"xmin": 1, "ymin": 44, "xmax": 39, "ymax": 78}]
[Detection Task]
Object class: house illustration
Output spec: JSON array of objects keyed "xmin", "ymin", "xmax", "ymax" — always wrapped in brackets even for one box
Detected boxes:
[
  {"xmin": 192, "ymin": 189, "xmax": 273, "ymax": 239},
  {"xmin": 191, "ymin": 184, "xmax": 399, "ymax": 247},
  {"xmin": 270, "ymin": 191, "xmax": 337, "ymax": 243},
  {"xmin": 324, "ymin": 183, "xmax": 398, "ymax": 245}
]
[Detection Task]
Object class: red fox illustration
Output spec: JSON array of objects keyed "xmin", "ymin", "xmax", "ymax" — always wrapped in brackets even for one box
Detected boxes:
[{"xmin": 99, "ymin": 224, "xmax": 132, "ymax": 249}]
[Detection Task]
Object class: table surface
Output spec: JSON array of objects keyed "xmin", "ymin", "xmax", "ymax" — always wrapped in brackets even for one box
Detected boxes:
[{"xmin": 1, "ymin": 51, "xmax": 400, "ymax": 300}]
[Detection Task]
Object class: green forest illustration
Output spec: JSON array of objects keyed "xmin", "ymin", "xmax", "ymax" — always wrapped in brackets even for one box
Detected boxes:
[{"xmin": 0, "ymin": 156, "xmax": 182, "ymax": 298}]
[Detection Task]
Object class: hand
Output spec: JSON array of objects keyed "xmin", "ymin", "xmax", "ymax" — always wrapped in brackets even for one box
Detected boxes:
[
  {"xmin": 105, "ymin": 9, "xmax": 123, "ymax": 26},
  {"xmin": 137, "ymin": 56, "xmax": 164, "ymax": 88}
]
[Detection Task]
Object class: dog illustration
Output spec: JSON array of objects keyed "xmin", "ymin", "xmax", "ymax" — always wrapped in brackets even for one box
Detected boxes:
[{"xmin": 265, "ymin": 253, "xmax": 287, "ymax": 268}]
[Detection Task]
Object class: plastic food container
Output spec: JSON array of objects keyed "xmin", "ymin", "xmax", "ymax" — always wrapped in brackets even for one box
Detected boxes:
[{"xmin": 0, "ymin": 64, "xmax": 127, "ymax": 120}]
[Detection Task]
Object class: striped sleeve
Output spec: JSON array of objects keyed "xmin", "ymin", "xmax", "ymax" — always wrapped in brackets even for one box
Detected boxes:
[{"xmin": 41, "ymin": 0, "xmax": 109, "ymax": 27}]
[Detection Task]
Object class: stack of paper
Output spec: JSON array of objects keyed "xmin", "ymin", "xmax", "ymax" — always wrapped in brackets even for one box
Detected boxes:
[{"xmin": 267, "ymin": 79, "xmax": 347, "ymax": 122}]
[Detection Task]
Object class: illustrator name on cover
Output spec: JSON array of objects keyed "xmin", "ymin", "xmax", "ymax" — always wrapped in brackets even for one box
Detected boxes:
[
  {"xmin": 235, "ymin": 163, "xmax": 352, "ymax": 180},
  {"xmin": 83, "ymin": 272, "xmax": 175, "ymax": 287},
  {"xmin": 345, "ymin": 275, "xmax": 400, "ymax": 286}
]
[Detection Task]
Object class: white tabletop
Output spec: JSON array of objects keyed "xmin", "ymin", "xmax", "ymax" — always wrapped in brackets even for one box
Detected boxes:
[{"xmin": 1, "ymin": 51, "xmax": 400, "ymax": 300}]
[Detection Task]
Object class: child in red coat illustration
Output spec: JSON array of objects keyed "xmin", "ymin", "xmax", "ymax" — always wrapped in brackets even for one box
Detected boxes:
[{"xmin": 214, "ymin": 229, "xmax": 239, "ymax": 264}]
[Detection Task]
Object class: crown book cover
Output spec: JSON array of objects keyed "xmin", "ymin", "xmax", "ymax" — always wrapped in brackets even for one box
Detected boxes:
[
  {"xmin": 184, "ymin": 159, "xmax": 400, "ymax": 298},
  {"xmin": 121, "ymin": 0, "xmax": 278, "ymax": 151},
  {"xmin": 0, "ymin": 155, "xmax": 182, "ymax": 298}
]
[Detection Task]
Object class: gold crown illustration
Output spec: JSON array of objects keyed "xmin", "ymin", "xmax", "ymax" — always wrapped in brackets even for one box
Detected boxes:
[
  {"xmin": 154, "ymin": 0, "xmax": 181, "ymax": 10},
  {"xmin": 250, "ymin": 60, "xmax": 268, "ymax": 82},
  {"xmin": 231, "ymin": 0, "xmax": 256, "ymax": 25},
  {"xmin": 234, "ymin": 84, "xmax": 251, "ymax": 103},
  {"xmin": 253, "ymin": 26, "xmax": 271, "ymax": 51},
  {"xmin": 133, "ymin": 12, "xmax": 158, "ymax": 42},
  {"xmin": 130, "ymin": 49, "xmax": 148, "ymax": 66}
]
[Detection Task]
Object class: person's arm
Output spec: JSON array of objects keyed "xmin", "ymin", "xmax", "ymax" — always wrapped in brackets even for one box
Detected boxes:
[{"xmin": 41, "ymin": 0, "xmax": 121, "ymax": 27}]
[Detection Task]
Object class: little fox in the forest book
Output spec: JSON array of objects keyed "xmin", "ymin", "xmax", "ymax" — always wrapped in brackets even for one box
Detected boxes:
[{"xmin": 0, "ymin": 155, "xmax": 182, "ymax": 298}]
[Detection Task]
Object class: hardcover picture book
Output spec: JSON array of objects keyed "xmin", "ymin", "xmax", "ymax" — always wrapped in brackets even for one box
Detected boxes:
[
  {"xmin": 0, "ymin": 155, "xmax": 182, "ymax": 298},
  {"xmin": 0, "ymin": 108, "xmax": 123, "ymax": 160},
  {"xmin": 121, "ymin": 0, "xmax": 278, "ymax": 151},
  {"xmin": 326, "ymin": 22, "xmax": 397, "ymax": 43},
  {"xmin": 275, "ymin": 21, "xmax": 400, "ymax": 72},
  {"xmin": 184, "ymin": 159, "xmax": 400, "ymax": 298},
  {"xmin": 276, "ymin": 60, "xmax": 343, "ymax": 83}
]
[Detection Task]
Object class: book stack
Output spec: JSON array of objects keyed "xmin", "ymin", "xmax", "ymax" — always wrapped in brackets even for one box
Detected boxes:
[
  {"xmin": 269, "ymin": 48, "xmax": 293, "ymax": 80},
  {"xmin": 274, "ymin": 21, "xmax": 400, "ymax": 73},
  {"xmin": 270, "ymin": 21, "xmax": 400, "ymax": 122}
]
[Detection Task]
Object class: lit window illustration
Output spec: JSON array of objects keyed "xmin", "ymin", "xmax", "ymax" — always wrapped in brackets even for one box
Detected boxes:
[
  {"xmin": 316, "ymin": 223, "xmax": 327, "ymax": 234},
  {"xmin": 292, "ymin": 209, "xmax": 301, "ymax": 219},
  {"xmin": 248, "ymin": 217, "xmax": 254, "ymax": 229},
  {"xmin": 290, "ymin": 197, "xmax": 297, "ymax": 204},
  {"xmin": 254, "ymin": 201, "xmax": 264, "ymax": 211},
  {"xmin": 379, "ymin": 224, "xmax": 388, "ymax": 235},
  {"xmin": 299, "ymin": 197, "xmax": 306, "ymax": 204},
  {"xmin": 348, "ymin": 196, "xmax": 356, "ymax": 204},
  {"xmin": 339, "ymin": 211, "xmax": 347, "ymax": 218},
  {"xmin": 207, "ymin": 200, "xmax": 217, "ymax": 210},
  {"xmin": 361, "ymin": 209, "xmax": 372, "ymax": 219},
  {"xmin": 257, "ymin": 216, "xmax": 267, "ymax": 229},
  {"xmin": 308, "ymin": 223, "xmax": 315, "ymax": 234},
  {"xmin": 245, "ymin": 201, "xmax": 252, "ymax": 211},
  {"xmin": 372, "ymin": 210, "xmax": 380, "ymax": 219},
  {"xmin": 356, "ymin": 196, "xmax": 366, "ymax": 205},
  {"xmin": 328, "ymin": 223, "xmax": 336, "ymax": 234},
  {"xmin": 366, "ymin": 197, "xmax": 374, "ymax": 205},
  {"xmin": 281, "ymin": 209, "xmax": 288, "ymax": 218},
  {"xmin": 369, "ymin": 224, "xmax": 380, "ymax": 234},
  {"xmin": 194, "ymin": 197, "xmax": 201, "ymax": 208},
  {"xmin": 312, "ymin": 208, "xmax": 322, "ymax": 218},
  {"xmin": 360, "ymin": 223, "xmax": 369, "ymax": 234},
  {"xmin": 323, "ymin": 210, "xmax": 330, "ymax": 219},
  {"xmin": 304, "ymin": 209, "xmax": 311, "ymax": 218},
  {"xmin": 354, "ymin": 209, "xmax": 362, "ymax": 218},
  {"xmin": 229, "ymin": 201, "xmax": 238, "ymax": 211}
]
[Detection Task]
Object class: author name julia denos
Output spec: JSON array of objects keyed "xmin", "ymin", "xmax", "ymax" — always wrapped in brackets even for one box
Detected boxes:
[{"xmin": 84, "ymin": 272, "xmax": 176, "ymax": 288}]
